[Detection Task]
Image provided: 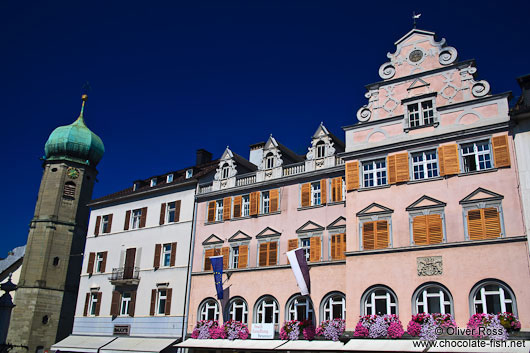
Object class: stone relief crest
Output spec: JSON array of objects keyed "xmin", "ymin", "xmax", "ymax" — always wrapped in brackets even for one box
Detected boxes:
[{"xmin": 417, "ymin": 256, "xmax": 443, "ymax": 276}]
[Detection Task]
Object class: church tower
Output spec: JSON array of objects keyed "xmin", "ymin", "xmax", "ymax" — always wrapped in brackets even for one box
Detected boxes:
[{"xmin": 7, "ymin": 94, "xmax": 104, "ymax": 352}]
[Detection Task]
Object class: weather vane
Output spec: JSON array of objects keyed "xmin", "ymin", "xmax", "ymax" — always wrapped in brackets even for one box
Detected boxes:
[{"xmin": 413, "ymin": 12, "xmax": 421, "ymax": 28}]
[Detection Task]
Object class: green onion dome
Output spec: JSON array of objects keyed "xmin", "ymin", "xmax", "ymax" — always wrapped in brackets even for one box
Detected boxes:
[{"xmin": 44, "ymin": 95, "xmax": 105, "ymax": 166}]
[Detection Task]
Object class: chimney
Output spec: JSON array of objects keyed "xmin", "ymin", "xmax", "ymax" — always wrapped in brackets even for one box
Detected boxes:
[
  {"xmin": 249, "ymin": 142, "xmax": 265, "ymax": 167},
  {"xmin": 196, "ymin": 149, "xmax": 212, "ymax": 166}
]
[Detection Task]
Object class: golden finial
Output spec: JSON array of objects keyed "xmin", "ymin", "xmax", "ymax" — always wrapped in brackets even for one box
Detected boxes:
[{"xmin": 79, "ymin": 82, "xmax": 91, "ymax": 120}]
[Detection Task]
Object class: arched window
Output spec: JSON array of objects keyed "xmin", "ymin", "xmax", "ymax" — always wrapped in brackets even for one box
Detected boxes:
[
  {"xmin": 254, "ymin": 295, "xmax": 279, "ymax": 324},
  {"xmin": 198, "ymin": 298, "xmax": 219, "ymax": 321},
  {"xmin": 361, "ymin": 286, "xmax": 398, "ymax": 315},
  {"xmin": 221, "ymin": 163, "xmax": 230, "ymax": 179},
  {"xmin": 63, "ymin": 181, "xmax": 76, "ymax": 199},
  {"xmin": 412, "ymin": 283, "xmax": 453, "ymax": 315},
  {"xmin": 316, "ymin": 141, "xmax": 326, "ymax": 159},
  {"xmin": 265, "ymin": 153, "xmax": 275, "ymax": 169},
  {"xmin": 470, "ymin": 280, "xmax": 517, "ymax": 315},
  {"xmin": 226, "ymin": 297, "xmax": 248, "ymax": 323},
  {"xmin": 320, "ymin": 292, "xmax": 346, "ymax": 321},
  {"xmin": 286, "ymin": 295, "xmax": 314, "ymax": 322}
]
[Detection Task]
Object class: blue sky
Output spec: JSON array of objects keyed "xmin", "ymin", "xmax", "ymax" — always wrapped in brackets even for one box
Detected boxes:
[{"xmin": 1, "ymin": 0, "xmax": 528, "ymax": 256}]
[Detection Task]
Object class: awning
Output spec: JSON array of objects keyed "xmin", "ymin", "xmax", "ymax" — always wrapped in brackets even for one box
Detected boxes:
[
  {"xmin": 277, "ymin": 340, "xmax": 345, "ymax": 350},
  {"xmin": 100, "ymin": 337, "xmax": 178, "ymax": 353},
  {"xmin": 51, "ymin": 335, "xmax": 117, "ymax": 353},
  {"xmin": 176, "ymin": 339, "xmax": 286, "ymax": 350}
]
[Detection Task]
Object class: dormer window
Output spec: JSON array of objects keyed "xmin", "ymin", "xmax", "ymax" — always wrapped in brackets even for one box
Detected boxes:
[
  {"xmin": 133, "ymin": 182, "xmax": 141, "ymax": 191},
  {"xmin": 265, "ymin": 153, "xmax": 274, "ymax": 169},
  {"xmin": 150, "ymin": 178, "xmax": 157, "ymax": 187},
  {"xmin": 407, "ymin": 99, "xmax": 435, "ymax": 128},
  {"xmin": 316, "ymin": 141, "xmax": 326, "ymax": 159},
  {"xmin": 186, "ymin": 169, "xmax": 193, "ymax": 179},
  {"xmin": 221, "ymin": 163, "xmax": 230, "ymax": 179},
  {"xmin": 166, "ymin": 174, "xmax": 173, "ymax": 183}
]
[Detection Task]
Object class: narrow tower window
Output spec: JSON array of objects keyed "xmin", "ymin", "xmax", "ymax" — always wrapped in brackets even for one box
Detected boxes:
[{"xmin": 63, "ymin": 181, "xmax": 76, "ymax": 199}]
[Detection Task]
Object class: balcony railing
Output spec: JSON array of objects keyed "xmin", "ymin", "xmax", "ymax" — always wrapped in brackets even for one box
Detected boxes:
[
  {"xmin": 335, "ymin": 156, "xmax": 345, "ymax": 165},
  {"xmin": 236, "ymin": 173, "xmax": 256, "ymax": 186},
  {"xmin": 283, "ymin": 162, "xmax": 305, "ymax": 176},
  {"xmin": 198, "ymin": 183, "xmax": 213, "ymax": 194},
  {"xmin": 109, "ymin": 267, "xmax": 140, "ymax": 285}
]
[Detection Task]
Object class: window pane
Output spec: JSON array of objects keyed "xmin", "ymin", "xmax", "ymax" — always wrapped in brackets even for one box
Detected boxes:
[
  {"xmin": 485, "ymin": 294, "xmax": 502, "ymax": 314},
  {"xmin": 427, "ymin": 296, "xmax": 441, "ymax": 314},
  {"xmin": 375, "ymin": 299, "xmax": 387, "ymax": 315}
]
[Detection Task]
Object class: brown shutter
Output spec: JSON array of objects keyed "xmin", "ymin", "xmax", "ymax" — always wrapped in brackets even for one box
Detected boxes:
[
  {"xmin": 95, "ymin": 292, "xmax": 102, "ymax": 316},
  {"xmin": 170, "ymin": 242, "xmax": 177, "ymax": 266},
  {"xmin": 238, "ymin": 245, "xmax": 248, "ymax": 269},
  {"xmin": 150, "ymin": 289, "xmax": 156, "ymax": 315},
  {"xmin": 427, "ymin": 214, "xmax": 443, "ymax": 244},
  {"xmin": 270, "ymin": 189, "xmax": 280, "ymax": 212},
  {"xmin": 340, "ymin": 233, "xmax": 346, "ymax": 259},
  {"xmin": 153, "ymin": 244, "xmax": 161, "ymax": 269},
  {"xmin": 87, "ymin": 252, "xmax": 95, "ymax": 274},
  {"xmin": 221, "ymin": 247, "xmax": 230, "ymax": 269},
  {"xmin": 101, "ymin": 252, "xmax": 107, "ymax": 272},
  {"xmin": 309, "ymin": 236, "xmax": 321, "ymax": 262},
  {"xmin": 165, "ymin": 288, "xmax": 172, "ymax": 315},
  {"xmin": 413, "ymin": 215, "xmax": 428, "ymax": 245},
  {"xmin": 214, "ymin": 248, "xmax": 221, "ymax": 256},
  {"xmin": 363, "ymin": 222, "xmax": 375, "ymax": 250},
  {"xmin": 346, "ymin": 161, "xmax": 359, "ymax": 191},
  {"xmin": 492, "ymin": 135, "xmax": 511, "ymax": 168},
  {"xmin": 129, "ymin": 291, "xmax": 136, "ymax": 317},
  {"xmin": 107, "ymin": 214, "xmax": 113, "ymax": 233},
  {"xmin": 124, "ymin": 248, "xmax": 136, "ymax": 279},
  {"xmin": 159, "ymin": 203, "xmax": 166, "ymax": 225},
  {"xmin": 375, "ymin": 220, "xmax": 389, "ymax": 249},
  {"xmin": 207, "ymin": 201, "xmax": 216, "ymax": 222},
  {"xmin": 331, "ymin": 234, "xmax": 346, "ymax": 260},
  {"xmin": 250, "ymin": 192, "xmax": 259, "ymax": 216},
  {"xmin": 467, "ymin": 209, "xmax": 484, "ymax": 240},
  {"xmin": 259, "ymin": 243, "xmax": 268, "ymax": 266},
  {"xmin": 395, "ymin": 152, "xmax": 410, "ymax": 182},
  {"xmin": 331, "ymin": 234, "xmax": 337, "ymax": 259},
  {"xmin": 320, "ymin": 179, "xmax": 327, "ymax": 205},
  {"xmin": 111, "ymin": 291, "xmax": 120, "ymax": 316},
  {"xmin": 268, "ymin": 241, "xmax": 277, "ymax": 265},
  {"xmin": 439, "ymin": 144, "xmax": 459, "ymax": 176},
  {"xmin": 223, "ymin": 197, "xmax": 231, "ymax": 221},
  {"xmin": 288, "ymin": 239, "xmax": 298, "ymax": 251},
  {"xmin": 174, "ymin": 200, "xmax": 181, "ymax": 222},
  {"xmin": 140, "ymin": 207, "xmax": 148, "ymax": 228},
  {"xmin": 331, "ymin": 177, "xmax": 343, "ymax": 202},
  {"xmin": 301, "ymin": 183, "xmax": 311, "ymax": 207},
  {"xmin": 484, "ymin": 208, "xmax": 501, "ymax": 239},
  {"xmin": 233, "ymin": 196, "xmax": 242, "ymax": 218},
  {"xmin": 94, "ymin": 216, "xmax": 101, "ymax": 236},
  {"xmin": 388, "ymin": 155, "xmax": 397, "ymax": 184},
  {"xmin": 124, "ymin": 210, "xmax": 131, "ymax": 230},
  {"xmin": 204, "ymin": 249, "xmax": 215, "ymax": 271},
  {"xmin": 83, "ymin": 293, "xmax": 90, "ymax": 316}
]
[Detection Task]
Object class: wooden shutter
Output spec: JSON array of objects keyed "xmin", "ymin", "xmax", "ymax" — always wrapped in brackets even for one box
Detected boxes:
[
  {"xmin": 87, "ymin": 252, "xmax": 95, "ymax": 274},
  {"xmin": 331, "ymin": 234, "xmax": 337, "ymax": 259},
  {"xmin": 320, "ymin": 179, "xmax": 327, "ymax": 205},
  {"xmin": 340, "ymin": 233, "xmax": 346, "ymax": 259},
  {"xmin": 207, "ymin": 201, "xmax": 216, "ymax": 222},
  {"xmin": 250, "ymin": 192, "xmax": 259, "ymax": 216},
  {"xmin": 268, "ymin": 241, "xmax": 278, "ymax": 265},
  {"xmin": 331, "ymin": 233, "xmax": 346, "ymax": 260},
  {"xmin": 165, "ymin": 288, "xmax": 172, "ymax": 315},
  {"xmin": 238, "ymin": 245, "xmax": 248, "ymax": 269},
  {"xmin": 159, "ymin": 203, "xmax": 166, "ymax": 225},
  {"xmin": 150, "ymin": 289, "xmax": 156, "ymax": 315},
  {"xmin": 153, "ymin": 244, "xmax": 161, "ymax": 269},
  {"xmin": 111, "ymin": 291, "xmax": 120, "ymax": 316},
  {"xmin": 270, "ymin": 189, "xmax": 280, "ymax": 212},
  {"xmin": 94, "ymin": 216, "xmax": 101, "ymax": 236},
  {"xmin": 427, "ymin": 214, "xmax": 443, "ymax": 244},
  {"xmin": 467, "ymin": 209, "xmax": 484, "ymax": 240},
  {"xmin": 388, "ymin": 155, "xmax": 397, "ymax": 184},
  {"xmin": 395, "ymin": 152, "xmax": 409, "ymax": 182},
  {"xmin": 221, "ymin": 247, "xmax": 230, "ymax": 269},
  {"xmin": 83, "ymin": 293, "xmax": 90, "ymax": 316},
  {"xmin": 413, "ymin": 215, "xmax": 429, "ymax": 245},
  {"xmin": 309, "ymin": 236, "xmax": 321, "ymax": 262},
  {"xmin": 492, "ymin": 135, "xmax": 511, "ymax": 168},
  {"xmin": 331, "ymin": 177, "xmax": 343, "ymax": 202},
  {"xmin": 129, "ymin": 291, "xmax": 136, "ymax": 317},
  {"xmin": 259, "ymin": 243, "xmax": 268, "ymax": 266},
  {"xmin": 439, "ymin": 144, "xmax": 459, "ymax": 176},
  {"xmin": 107, "ymin": 214, "xmax": 113, "ymax": 233},
  {"xmin": 468, "ymin": 208, "xmax": 501, "ymax": 240},
  {"xmin": 170, "ymin": 242, "xmax": 177, "ymax": 266},
  {"xmin": 301, "ymin": 183, "xmax": 311, "ymax": 207},
  {"xmin": 363, "ymin": 222, "xmax": 375, "ymax": 250},
  {"xmin": 346, "ymin": 161, "xmax": 359, "ymax": 191},
  {"xmin": 124, "ymin": 210, "xmax": 131, "ymax": 230},
  {"xmin": 288, "ymin": 239, "xmax": 298, "ymax": 251},
  {"xmin": 140, "ymin": 207, "xmax": 148, "ymax": 228},
  {"xmin": 174, "ymin": 200, "xmax": 181, "ymax": 222},
  {"xmin": 101, "ymin": 252, "xmax": 107, "ymax": 272},
  {"xmin": 484, "ymin": 208, "xmax": 501, "ymax": 238},
  {"xmin": 375, "ymin": 220, "xmax": 389, "ymax": 249},
  {"xmin": 124, "ymin": 248, "xmax": 136, "ymax": 279},
  {"xmin": 204, "ymin": 249, "xmax": 215, "ymax": 271},
  {"xmin": 95, "ymin": 292, "xmax": 102, "ymax": 316},
  {"xmin": 223, "ymin": 197, "xmax": 231, "ymax": 220},
  {"xmin": 233, "ymin": 196, "xmax": 242, "ymax": 218}
]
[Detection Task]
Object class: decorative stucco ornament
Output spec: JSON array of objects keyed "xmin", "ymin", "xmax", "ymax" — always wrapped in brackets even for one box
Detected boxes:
[
  {"xmin": 356, "ymin": 106, "xmax": 372, "ymax": 122},
  {"xmin": 471, "ymin": 80, "xmax": 491, "ymax": 97},
  {"xmin": 379, "ymin": 62, "xmax": 396, "ymax": 79},
  {"xmin": 417, "ymin": 256, "xmax": 443, "ymax": 276},
  {"xmin": 438, "ymin": 46, "xmax": 458, "ymax": 65}
]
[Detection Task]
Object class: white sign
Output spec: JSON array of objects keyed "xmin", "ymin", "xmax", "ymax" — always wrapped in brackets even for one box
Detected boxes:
[{"xmin": 251, "ymin": 323, "xmax": 275, "ymax": 339}]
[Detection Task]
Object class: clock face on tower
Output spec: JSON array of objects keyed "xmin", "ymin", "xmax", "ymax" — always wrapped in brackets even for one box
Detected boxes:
[{"xmin": 67, "ymin": 167, "xmax": 80, "ymax": 179}]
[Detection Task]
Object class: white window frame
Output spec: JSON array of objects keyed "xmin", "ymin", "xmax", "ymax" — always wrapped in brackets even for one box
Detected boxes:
[
  {"xmin": 362, "ymin": 287, "xmax": 398, "ymax": 315},
  {"xmin": 406, "ymin": 98, "xmax": 436, "ymax": 128},
  {"xmin": 362, "ymin": 159, "xmax": 387, "ymax": 188},
  {"xmin": 413, "ymin": 284, "xmax": 453, "ymax": 315},
  {"xmin": 230, "ymin": 246, "xmax": 240, "ymax": 269},
  {"xmin": 186, "ymin": 169, "xmax": 193, "ymax": 179},
  {"xmin": 150, "ymin": 178, "xmax": 157, "ymax": 187},
  {"xmin": 95, "ymin": 252, "xmax": 104, "ymax": 273},
  {"xmin": 470, "ymin": 281, "xmax": 517, "ymax": 315},
  {"xmin": 321, "ymin": 292, "xmax": 346, "ymax": 321},
  {"xmin": 89, "ymin": 292, "xmax": 98, "ymax": 316},
  {"xmin": 316, "ymin": 142, "xmax": 326, "ymax": 159},
  {"xmin": 222, "ymin": 164, "xmax": 230, "ymax": 179},
  {"xmin": 199, "ymin": 298, "xmax": 220, "ymax": 321},
  {"xmin": 299, "ymin": 237, "xmax": 311, "ymax": 262},
  {"xmin": 215, "ymin": 200, "xmax": 223, "ymax": 222},
  {"xmin": 261, "ymin": 191, "xmax": 270, "ymax": 214},
  {"xmin": 131, "ymin": 209, "xmax": 142, "ymax": 229},
  {"xmin": 460, "ymin": 140, "xmax": 493, "ymax": 173},
  {"xmin": 166, "ymin": 174, "xmax": 173, "ymax": 183},
  {"xmin": 411, "ymin": 150, "xmax": 439, "ymax": 180},
  {"xmin": 156, "ymin": 289, "xmax": 167, "ymax": 315},
  {"xmin": 286, "ymin": 296, "xmax": 314, "ymax": 322},
  {"xmin": 162, "ymin": 243, "xmax": 172, "ymax": 267},
  {"xmin": 166, "ymin": 202, "xmax": 176, "ymax": 223},
  {"xmin": 228, "ymin": 298, "xmax": 248, "ymax": 323},
  {"xmin": 101, "ymin": 215, "xmax": 109, "ymax": 233},
  {"xmin": 254, "ymin": 296, "xmax": 279, "ymax": 324},
  {"xmin": 242, "ymin": 195, "xmax": 250, "ymax": 217},
  {"xmin": 120, "ymin": 292, "xmax": 131, "ymax": 316},
  {"xmin": 311, "ymin": 182, "xmax": 321, "ymax": 206},
  {"xmin": 265, "ymin": 153, "xmax": 275, "ymax": 169}
]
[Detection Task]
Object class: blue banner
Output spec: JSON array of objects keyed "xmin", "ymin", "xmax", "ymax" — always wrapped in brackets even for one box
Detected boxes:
[{"xmin": 210, "ymin": 255, "xmax": 224, "ymax": 299}]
